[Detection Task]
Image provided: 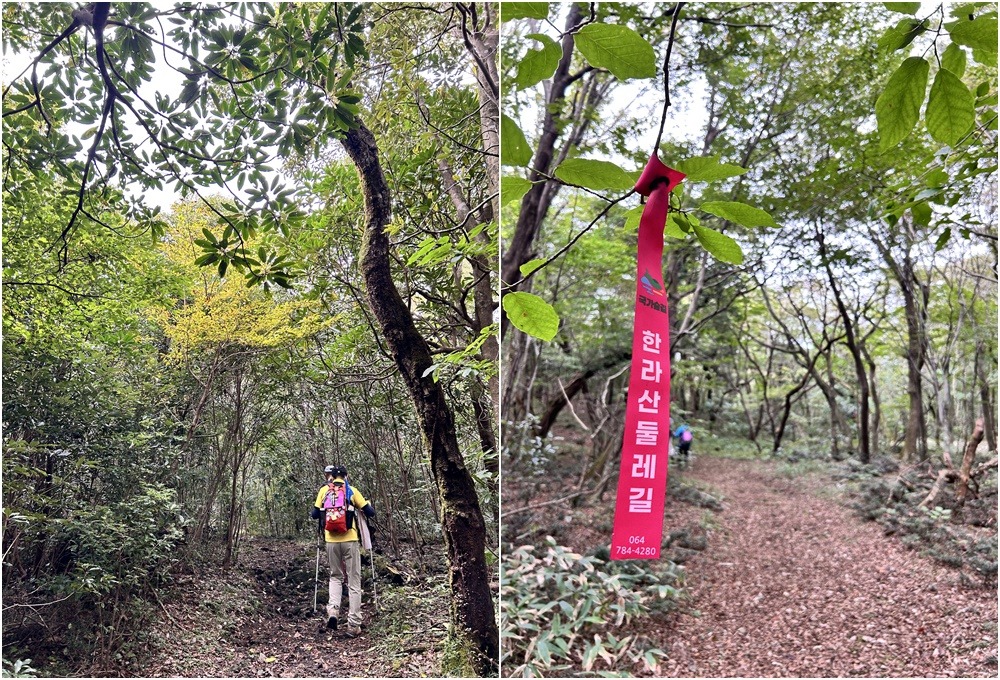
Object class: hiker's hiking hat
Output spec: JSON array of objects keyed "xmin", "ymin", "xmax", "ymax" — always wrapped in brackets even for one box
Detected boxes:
[{"xmin": 324, "ymin": 464, "xmax": 347, "ymax": 477}]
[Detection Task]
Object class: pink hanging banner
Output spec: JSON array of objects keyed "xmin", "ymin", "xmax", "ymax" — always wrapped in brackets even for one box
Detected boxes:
[{"xmin": 610, "ymin": 155, "xmax": 685, "ymax": 561}]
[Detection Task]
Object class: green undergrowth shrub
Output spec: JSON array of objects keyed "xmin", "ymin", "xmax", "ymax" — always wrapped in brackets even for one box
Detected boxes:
[
  {"xmin": 690, "ymin": 432, "xmax": 759, "ymax": 459},
  {"xmin": 774, "ymin": 458, "xmax": 831, "ymax": 479},
  {"xmin": 831, "ymin": 456, "xmax": 901, "ymax": 481},
  {"xmin": 668, "ymin": 476, "xmax": 723, "ymax": 511},
  {"xmin": 2, "ymin": 449, "xmax": 186, "ymax": 675},
  {"xmin": 503, "ymin": 416, "xmax": 559, "ymax": 478},
  {"xmin": 876, "ymin": 503, "xmax": 997, "ymax": 585},
  {"xmin": 849, "ymin": 464, "xmax": 998, "ymax": 586},
  {"xmin": 501, "ymin": 538, "xmax": 681, "ymax": 677},
  {"xmin": 770, "ymin": 444, "xmax": 836, "ymax": 464},
  {"xmin": 0, "ymin": 658, "xmax": 38, "ymax": 678}
]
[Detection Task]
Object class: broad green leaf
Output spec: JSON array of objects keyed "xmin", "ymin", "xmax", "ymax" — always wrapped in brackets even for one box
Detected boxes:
[
  {"xmin": 925, "ymin": 168, "xmax": 949, "ymax": 186},
  {"xmin": 949, "ymin": 18, "xmax": 998, "ymax": 53},
  {"xmin": 911, "ymin": 201, "xmax": 932, "ymax": 226},
  {"xmin": 878, "ymin": 18, "xmax": 928, "ymax": 52},
  {"xmin": 574, "ymin": 23, "xmax": 656, "ymax": 81},
  {"xmin": 883, "ymin": 2, "xmax": 921, "ymax": 13},
  {"xmin": 972, "ymin": 47, "xmax": 998, "ymax": 67},
  {"xmin": 949, "ymin": 3, "xmax": 981, "ymax": 18},
  {"xmin": 674, "ymin": 155, "xmax": 747, "ymax": 182},
  {"xmin": 935, "ymin": 226, "xmax": 952, "ymax": 251},
  {"xmin": 519, "ymin": 258, "xmax": 546, "ymax": 277},
  {"xmin": 941, "ymin": 43, "xmax": 967, "ymax": 79},
  {"xmin": 503, "ymin": 292, "xmax": 560, "ymax": 342},
  {"xmin": 665, "ymin": 212, "xmax": 689, "ymax": 239},
  {"xmin": 700, "ymin": 201, "xmax": 780, "ymax": 228},
  {"xmin": 194, "ymin": 252, "xmax": 219, "ymax": 266},
  {"xmin": 180, "ymin": 81, "xmax": 200, "ymax": 105},
  {"xmin": 501, "ymin": 176, "xmax": 534, "ymax": 205},
  {"xmin": 875, "ymin": 56, "xmax": 929, "ymax": 151},
  {"xmin": 501, "ymin": 114, "xmax": 533, "ymax": 167},
  {"xmin": 623, "ymin": 205, "xmax": 643, "ymax": 233},
  {"xmin": 417, "ymin": 242, "xmax": 453, "ymax": 267},
  {"xmin": 913, "ymin": 187, "xmax": 943, "ymax": 202},
  {"xmin": 926, "ymin": 67, "xmax": 976, "ymax": 146},
  {"xmin": 407, "ymin": 236, "xmax": 439, "ymax": 265},
  {"xmin": 516, "ymin": 34, "xmax": 561, "ymax": 90},
  {"xmin": 554, "ymin": 158, "xmax": 634, "ymax": 191},
  {"xmin": 501, "ymin": 2, "xmax": 549, "ymax": 22},
  {"xmin": 692, "ymin": 223, "xmax": 744, "ymax": 265},
  {"xmin": 627, "ymin": 207, "xmax": 689, "ymax": 237}
]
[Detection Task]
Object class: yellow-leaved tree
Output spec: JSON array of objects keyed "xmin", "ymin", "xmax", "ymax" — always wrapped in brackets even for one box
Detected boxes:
[
  {"xmin": 152, "ymin": 199, "xmax": 329, "ymax": 565},
  {"xmin": 154, "ymin": 200, "xmax": 329, "ymax": 361}
]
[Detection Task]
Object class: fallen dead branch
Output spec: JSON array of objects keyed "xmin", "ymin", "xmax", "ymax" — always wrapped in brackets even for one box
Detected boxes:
[
  {"xmin": 956, "ymin": 418, "xmax": 986, "ymax": 505},
  {"xmin": 920, "ymin": 418, "xmax": 986, "ymax": 509},
  {"xmin": 504, "ymin": 472, "xmax": 616, "ymax": 517}
]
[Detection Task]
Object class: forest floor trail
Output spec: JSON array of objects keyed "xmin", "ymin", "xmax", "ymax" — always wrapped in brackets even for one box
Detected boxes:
[
  {"xmin": 651, "ymin": 456, "xmax": 997, "ymax": 678},
  {"xmin": 143, "ymin": 539, "xmax": 449, "ymax": 678}
]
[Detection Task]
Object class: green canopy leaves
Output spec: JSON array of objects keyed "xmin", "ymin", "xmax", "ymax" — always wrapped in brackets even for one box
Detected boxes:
[
  {"xmin": 515, "ymin": 34, "xmax": 561, "ymax": 90},
  {"xmin": 701, "ymin": 201, "xmax": 781, "ymax": 229},
  {"xmin": 948, "ymin": 17, "xmax": 999, "ymax": 54},
  {"xmin": 925, "ymin": 67, "xmax": 976, "ymax": 146},
  {"xmin": 692, "ymin": 223, "xmax": 744, "ymax": 265},
  {"xmin": 502, "ymin": 177, "xmax": 535, "ymax": 205},
  {"xmin": 554, "ymin": 158, "xmax": 636, "ymax": 191},
  {"xmin": 674, "ymin": 156, "xmax": 748, "ymax": 182},
  {"xmin": 883, "ymin": 2, "xmax": 921, "ymax": 14},
  {"xmin": 501, "ymin": 3, "xmax": 550, "ymax": 22},
  {"xmin": 502, "ymin": 115, "xmax": 534, "ymax": 167},
  {"xmin": 574, "ymin": 23, "xmax": 657, "ymax": 81},
  {"xmin": 503, "ymin": 292, "xmax": 560, "ymax": 342},
  {"xmin": 875, "ymin": 57, "xmax": 930, "ymax": 151}
]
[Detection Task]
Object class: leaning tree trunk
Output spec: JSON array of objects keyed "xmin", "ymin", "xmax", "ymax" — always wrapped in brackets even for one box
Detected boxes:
[
  {"xmin": 818, "ymin": 230, "xmax": 871, "ymax": 463},
  {"xmin": 873, "ymin": 220, "xmax": 929, "ymax": 462},
  {"xmin": 901, "ymin": 260, "xmax": 929, "ymax": 462},
  {"xmin": 341, "ymin": 122, "xmax": 498, "ymax": 675},
  {"xmin": 500, "ymin": 2, "xmax": 583, "ymax": 306},
  {"xmin": 862, "ymin": 344, "xmax": 882, "ymax": 459},
  {"xmin": 975, "ymin": 342, "xmax": 997, "ymax": 453}
]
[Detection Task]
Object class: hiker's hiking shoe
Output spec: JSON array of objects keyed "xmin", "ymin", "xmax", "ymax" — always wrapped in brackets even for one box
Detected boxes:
[
  {"xmin": 344, "ymin": 625, "xmax": 362, "ymax": 638},
  {"xmin": 326, "ymin": 615, "xmax": 338, "ymax": 630}
]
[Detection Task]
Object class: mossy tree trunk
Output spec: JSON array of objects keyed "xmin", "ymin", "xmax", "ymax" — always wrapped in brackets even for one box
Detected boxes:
[{"xmin": 341, "ymin": 122, "xmax": 498, "ymax": 676}]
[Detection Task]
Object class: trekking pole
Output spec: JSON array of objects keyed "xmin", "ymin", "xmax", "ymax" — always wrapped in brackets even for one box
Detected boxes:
[
  {"xmin": 313, "ymin": 539, "xmax": 321, "ymax": 613},
  {"xmin": 313, "ymin": 519, "xmax": 323, "ymax": 614},
  {"xmin": 370, "ymin": 550, "xmax": 378, "ymax": 612}
]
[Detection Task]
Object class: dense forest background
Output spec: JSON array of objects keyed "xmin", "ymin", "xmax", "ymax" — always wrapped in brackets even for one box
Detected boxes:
[
  {"xmin": 500, "ymin": 0, "xmax": 996, "ymax": 469},
  {"xmin": 499, "ymin": 2, "xmax": 997, "ymax": 676},
  {"xmin": 2, "ymin": 3, "xmax": 498, "ymax": 676},
  {"xmin": 1, "ymin": 0, "xmax": 997, "ymax": 677}
]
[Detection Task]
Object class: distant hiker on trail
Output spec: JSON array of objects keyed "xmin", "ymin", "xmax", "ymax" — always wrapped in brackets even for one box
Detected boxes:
[
  {"xmin": 673, "ymin": 423, "xmax": 693, "ymax": 466},
  {"xmin": 310, "ymin": 464, "xmax": 376, "ymax": 637}
]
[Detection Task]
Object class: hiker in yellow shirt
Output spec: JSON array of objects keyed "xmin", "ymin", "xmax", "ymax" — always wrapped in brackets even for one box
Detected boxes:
[{"xmin": 310, "ymin": 464, "xmax": 375, "ymax": 637}]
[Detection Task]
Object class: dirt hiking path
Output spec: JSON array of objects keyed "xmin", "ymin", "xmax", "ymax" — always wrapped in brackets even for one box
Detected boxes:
[
  {"xmin": 655, "ymin": 457, "xmax": 997, "ymax": 677},
  {"xmin": 145, "ymin": 539, "xmax": 448, "ymax": 678}
]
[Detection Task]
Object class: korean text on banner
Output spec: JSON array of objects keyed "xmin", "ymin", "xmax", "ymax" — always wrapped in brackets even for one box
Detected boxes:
[{"xmin": 610, "ymin": 155, "xmax": 685, "ymax": 561}]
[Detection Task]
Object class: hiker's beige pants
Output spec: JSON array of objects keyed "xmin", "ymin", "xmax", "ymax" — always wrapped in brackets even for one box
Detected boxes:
[{"xmin": 326, "ymin": 540, "xmax": 362, "ymax": 626}]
